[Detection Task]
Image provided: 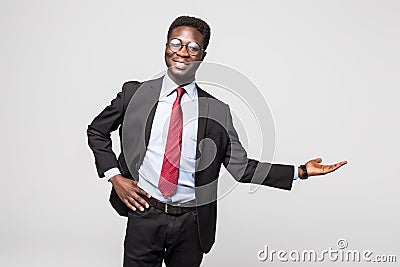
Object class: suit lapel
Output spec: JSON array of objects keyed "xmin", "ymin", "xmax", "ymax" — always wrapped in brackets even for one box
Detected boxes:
[
  {"xmin": 195, "ymin": 86, "xmax": 209, "ymax": 168},
  {"xmin": 144, "ymin": 76, "xmax": 163, "ymax": 147}
]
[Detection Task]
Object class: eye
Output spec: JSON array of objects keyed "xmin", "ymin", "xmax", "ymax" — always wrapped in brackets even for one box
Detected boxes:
[
  {"xmin": 187, "ymin": 42, "xmax": 201, "ymax": 53},
  {"xmin": 170, "ymin": 38, "xmax": 182, "ymax": 48}
]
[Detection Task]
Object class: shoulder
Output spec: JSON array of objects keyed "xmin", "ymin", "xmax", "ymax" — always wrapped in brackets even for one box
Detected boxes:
[
  {"xmin": 121, "ymin": 76, "xmax": 163, "ymax": 98},
  {"xmin": 196, "ymin": 84, "xmax": 230, "ymax": 112},
  {"xmin": 121, "ymin": 80, "xmax": 143, "ymax": 94}
]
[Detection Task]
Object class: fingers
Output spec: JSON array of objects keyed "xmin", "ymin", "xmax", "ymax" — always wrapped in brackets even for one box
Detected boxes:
[
  {"xmin": 126, "ymin": 194, "xmax": 148, "ymax": 212},
  {"xmin": 325, "ymin": 160, "xmax": 348, "ymax": 173},
  {"xmin": 135, "ymin": 184, "xmax": 152, "ymax": 199},
  {"xmin": 333, "ymin": 160, "xmax": 347, "ymax": 168},
  {"xmin": 313, "ymin": 157, "xmax": 322, "ymax": 163},
  {"xmin": 335, "ymin": 160, "xmax": 348, "ymax": 169},
  {"xmin": 123, "ymin": 197, "xmax": 137, "ymax": 211},
  {"xmin": 116, "ymin": 179, "xmax": 152, "ymax": 212},
  {"xmin": 133, "ymin": 191, "xmax": 150, "ymax": 210},
  {"xmin": 127, "ymin": 185, "xmax": 151, "ymax": 212}
]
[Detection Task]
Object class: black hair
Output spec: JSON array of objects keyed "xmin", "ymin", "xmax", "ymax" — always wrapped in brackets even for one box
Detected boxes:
[{"xmin": 167, "ymin": 15, "xmax": 211, "ymax": 50}]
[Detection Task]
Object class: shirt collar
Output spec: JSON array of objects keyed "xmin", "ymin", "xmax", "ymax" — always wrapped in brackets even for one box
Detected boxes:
[{"xmin": 160, "ymin": 73, "xmax": 197, "ymax": 100}]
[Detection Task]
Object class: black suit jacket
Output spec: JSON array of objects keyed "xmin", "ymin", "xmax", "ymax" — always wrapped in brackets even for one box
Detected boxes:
[{"xmin": 87, "ymin": 76, "xmax": 294, "ymax": 253}]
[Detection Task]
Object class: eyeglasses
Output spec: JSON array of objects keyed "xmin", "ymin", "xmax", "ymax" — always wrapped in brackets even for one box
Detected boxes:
[{"xmin": 167, "ymin": 38, "xmax": 204, "ymax": 56}]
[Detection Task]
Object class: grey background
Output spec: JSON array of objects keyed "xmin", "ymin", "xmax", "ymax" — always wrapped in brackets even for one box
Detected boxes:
[{"xmin": 1, "ymin": 0, "xmax": 399, "ymax": 266}]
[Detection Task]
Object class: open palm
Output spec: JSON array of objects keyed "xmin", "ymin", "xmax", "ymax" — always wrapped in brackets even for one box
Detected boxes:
[{"xmin": 306, "ymin": 157, "xmax": 348, "ymax": 177}]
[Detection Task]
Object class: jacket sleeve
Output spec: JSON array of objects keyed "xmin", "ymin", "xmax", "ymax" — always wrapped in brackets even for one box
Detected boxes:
[
  {"xmin": 87, "ymin": 83, "xmax": 127, "ymax": 178},
  {"xmin": 222, "ymin": 105, "xmax": 294, "ymax": 190}
]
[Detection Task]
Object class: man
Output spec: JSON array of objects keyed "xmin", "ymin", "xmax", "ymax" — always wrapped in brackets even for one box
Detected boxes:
[{"xmin": 87, "ymin": 16, "xmax": 347, "ymax": 267}]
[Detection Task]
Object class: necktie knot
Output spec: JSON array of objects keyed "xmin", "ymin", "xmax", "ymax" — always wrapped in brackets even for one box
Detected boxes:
[{"xmin": 176, "ymin": 87, "xmax": 186, "ymax": 100}]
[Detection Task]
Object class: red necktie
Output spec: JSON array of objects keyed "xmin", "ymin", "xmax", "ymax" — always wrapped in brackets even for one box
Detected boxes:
[{"xmin": 158, "ymin": 87, "xmax": 186, "ymax": 198}]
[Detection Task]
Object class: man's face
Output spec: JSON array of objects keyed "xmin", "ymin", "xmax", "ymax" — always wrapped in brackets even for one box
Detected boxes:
[{"xmin": 164, "ymin": 26, "xmax": 206, "ymax": 83}]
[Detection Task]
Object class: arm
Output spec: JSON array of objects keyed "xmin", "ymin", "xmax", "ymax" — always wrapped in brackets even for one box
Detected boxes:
[
  {"xmin": 87, "ymin": 88, "xmax": 125, "ymax": 177},
  {"xmin": 87, "ymin": 82, "xmax": 151, "ymax": 211},
  {"xmin": 222, "ymin": 105, "xmax": 294, "ymax": 190},
  {"xmin": 222, "ymin": 105, "xmax": 347, "ymax": 189}
]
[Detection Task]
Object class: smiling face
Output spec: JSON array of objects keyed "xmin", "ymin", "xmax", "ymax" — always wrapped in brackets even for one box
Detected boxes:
[{"xmin": 164, "ymin": 26, "xmax": 206, "ymax": 85}]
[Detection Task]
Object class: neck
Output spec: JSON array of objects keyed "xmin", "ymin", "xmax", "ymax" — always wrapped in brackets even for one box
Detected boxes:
[{"xmin": 167, "ymin": 70, "xmax": 195, "ymax": 86}]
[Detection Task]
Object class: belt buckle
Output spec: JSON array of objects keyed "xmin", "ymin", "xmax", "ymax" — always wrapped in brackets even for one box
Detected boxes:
[{"xmin": 164, "ymin": 203, "xmax": 169, "ymax": 214}]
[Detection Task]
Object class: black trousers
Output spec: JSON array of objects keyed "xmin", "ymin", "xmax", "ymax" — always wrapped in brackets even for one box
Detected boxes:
[{"xmin": 123, "ymin": 206, "xmax": 204, "ymax": 267}]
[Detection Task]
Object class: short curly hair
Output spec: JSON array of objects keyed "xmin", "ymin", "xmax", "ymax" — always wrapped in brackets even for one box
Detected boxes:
[{"xmin": 167, "ymin": 15, "xmax": 211, "ymax": 50}]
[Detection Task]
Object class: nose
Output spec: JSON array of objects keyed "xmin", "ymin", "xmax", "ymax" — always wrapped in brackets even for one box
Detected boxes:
[{"xmin": 177, "ymin": 44, "xmax": 190, "ymax": 57}]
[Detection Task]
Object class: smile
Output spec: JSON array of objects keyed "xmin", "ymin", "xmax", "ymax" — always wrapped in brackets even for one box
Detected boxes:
[{"xmin": 173, "ymin": 61, "xmax": 190, "ymax": 69}]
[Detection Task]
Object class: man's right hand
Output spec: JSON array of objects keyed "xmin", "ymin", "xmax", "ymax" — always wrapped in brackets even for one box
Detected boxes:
[{"xmin": 109, "ymin": 174, "xmax": 152, "ymax": 212}]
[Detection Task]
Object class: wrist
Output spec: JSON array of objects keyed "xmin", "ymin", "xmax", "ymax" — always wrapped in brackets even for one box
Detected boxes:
[
  {"xmin": 298, "ymin": 165, "xmax": 309, "ymax": 179},
  {"xmin": 109, "ymin": 174, "xmax": 123, "ymax": 184}
]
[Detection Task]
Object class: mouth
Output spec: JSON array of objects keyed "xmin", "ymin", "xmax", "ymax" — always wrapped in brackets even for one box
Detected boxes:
[{"xmin": 173, "ymin": 60, "xmax": 190, "ymax": 70}]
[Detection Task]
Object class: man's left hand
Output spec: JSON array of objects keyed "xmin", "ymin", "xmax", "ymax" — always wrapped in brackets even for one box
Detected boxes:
[{"xmin": 300, "ymin": 157, "xmax": 348, "ymax": 178}]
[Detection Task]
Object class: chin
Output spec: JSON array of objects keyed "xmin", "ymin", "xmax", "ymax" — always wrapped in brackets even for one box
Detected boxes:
[
  {"xmin": 170, "ymin": 66, "xmax": 189, "ymax": 76},
  {"xmin": 168, "ymin": 67, "xmax": 195, "ymax": 83}
]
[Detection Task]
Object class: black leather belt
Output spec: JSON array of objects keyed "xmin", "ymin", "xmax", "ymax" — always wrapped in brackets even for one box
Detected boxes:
[{"xmin": 147, "ymin": 197, "xmax": 196, "ymax": 215}]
